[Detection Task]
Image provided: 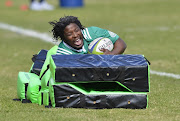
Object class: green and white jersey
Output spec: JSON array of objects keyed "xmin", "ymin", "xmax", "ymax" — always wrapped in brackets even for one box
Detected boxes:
[{"xmin": 56, "ymin": 26, "xmax": 119, "ymax": 55}]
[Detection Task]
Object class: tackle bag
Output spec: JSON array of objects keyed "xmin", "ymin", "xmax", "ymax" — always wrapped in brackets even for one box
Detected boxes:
[
  {"xmin": 30, "ymin": 49, "xmax": 48, "ymax": 76},
  {"xmin": 48, "ymin": 54, "xmax": 150, "ymax": 109},
  {"xmin": 17, "ymin": 72, "xmax": 39, "ymax": 100},
  {"xmin": 49, "ymin": 79, "xmax": 148, "ymax": 109},
  {"xmin": 26, "ymin": 75, "xmax": 41, "ymax": 104},
  {"xmin": 50, "ymin": 54, "xmax": 150, "ymax": 92}
]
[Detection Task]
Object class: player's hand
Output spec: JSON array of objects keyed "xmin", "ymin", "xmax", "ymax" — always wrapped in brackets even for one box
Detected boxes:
[{"xmin": 100, "ymin": 48, "xmax": 113, "ymax": 55}]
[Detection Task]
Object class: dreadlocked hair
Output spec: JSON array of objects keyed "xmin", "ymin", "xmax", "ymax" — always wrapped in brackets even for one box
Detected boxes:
[{"xmin": 49, "ymin": 16, "xmax": 84, "ymax": 41}]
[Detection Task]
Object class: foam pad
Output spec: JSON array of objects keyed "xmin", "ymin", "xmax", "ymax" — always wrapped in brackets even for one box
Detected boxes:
[
  {"xmin": 17, "ymin": 72, "xmax": 38, "ymax": 100},
  {"xmin": 26, "ymin": 74, "xmax": 41, "ymax": 104},
  {"xmin": 50, "ymin": 54, "xmax": 150, "ymax": 92},
  {"xmin": 30, "ymin": 49, "xmax": 48, "ymax": 76},
  {"xmin": 49, "ymin": 80, "xmax": 148, "ymax": 109}
]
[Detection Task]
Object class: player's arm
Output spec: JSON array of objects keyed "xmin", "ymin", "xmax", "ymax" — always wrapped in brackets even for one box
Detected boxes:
[{"xmin": 101, "ymin": 37, "xmax": 127, "ymax": 55}]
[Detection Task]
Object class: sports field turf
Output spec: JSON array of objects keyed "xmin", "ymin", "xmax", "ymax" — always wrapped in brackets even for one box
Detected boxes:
[{"xmin": 0, "ymin": 0, "xmax": 180, "ymax": 120}]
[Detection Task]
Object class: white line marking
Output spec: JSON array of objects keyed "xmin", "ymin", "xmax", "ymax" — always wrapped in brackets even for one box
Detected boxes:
[
  {"xmin": 0, "ymin": 22, "xmax": 180, "ymax": 79},
  {"xmin": 0, "ymin": 22, "xmax": 58, "ymax": 44},
  {"xmin": 150, "ymin": 70, "xmax": 180, "ymax": 79}
]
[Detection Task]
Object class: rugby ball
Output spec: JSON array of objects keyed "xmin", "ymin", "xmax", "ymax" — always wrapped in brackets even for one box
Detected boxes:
[{"xmin": 88, "ymin": 37, "xmax": 113, "ymax": 54}]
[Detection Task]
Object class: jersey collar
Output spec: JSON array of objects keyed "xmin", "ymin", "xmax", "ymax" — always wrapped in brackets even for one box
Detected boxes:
[{"xmin": 63, "ymin": 41, "xmax": 86, "ymax": 53}]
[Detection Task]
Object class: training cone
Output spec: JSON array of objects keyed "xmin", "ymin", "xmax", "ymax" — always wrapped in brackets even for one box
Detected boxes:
[
  {"xmin": 5, "ymin": 0, "xmax": 13, "ymax": 7},
  {"xmin": 20, "ymin": 4, "xmax": 28, "ymax": 11}
]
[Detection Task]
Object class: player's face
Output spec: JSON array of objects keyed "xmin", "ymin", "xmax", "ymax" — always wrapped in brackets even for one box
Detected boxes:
[{"xmin": 63, "ymin": 23, "xmax": 84, "ymax": 49}]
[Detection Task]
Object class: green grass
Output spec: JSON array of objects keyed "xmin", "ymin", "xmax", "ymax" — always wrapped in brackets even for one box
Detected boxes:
[{"xmin": 0, "ymin": 0, "xmax": 180, "ymax": 120}]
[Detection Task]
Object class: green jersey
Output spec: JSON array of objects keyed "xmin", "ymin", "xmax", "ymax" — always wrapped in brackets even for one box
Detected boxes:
[{"xmin": 56, "ymin": 26, "xmax": 119, "ymax": 55}]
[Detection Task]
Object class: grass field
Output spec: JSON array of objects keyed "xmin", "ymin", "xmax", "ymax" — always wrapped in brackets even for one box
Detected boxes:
[{"xmin": 0, "ymin": 0, "xmax": 180, "ymax": 120}]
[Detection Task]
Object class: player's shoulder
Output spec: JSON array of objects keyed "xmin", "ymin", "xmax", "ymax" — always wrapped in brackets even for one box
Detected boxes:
[
  {"xmin": 81, "ymin": 27, "xmax": 93, "ymax": 40},
  {"xmin": 82, "ymin": 26, "xmax": 103, "ymax": 35},
  {"xmin": 83, "ymin": 26, "xmax": 102, "ymax": 30}
]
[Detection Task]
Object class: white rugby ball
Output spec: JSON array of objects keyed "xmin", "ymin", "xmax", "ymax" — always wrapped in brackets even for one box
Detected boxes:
[{"xmin": 88, "ymin": 37, "xmax": 113, "ymax": 54}]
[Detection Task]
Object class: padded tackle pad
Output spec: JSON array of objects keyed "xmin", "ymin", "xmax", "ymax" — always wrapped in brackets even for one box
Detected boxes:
[
  {"xmin": 51, "ymin": 84, "xmax": 148, "ymax": 109},
  {"xmin": 50, "ymin": 54, "xmax": 150, "ymax": 92},
  {"xmin": 31, "ymin": 49, "xmax": 48, "ymax": 76}
]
